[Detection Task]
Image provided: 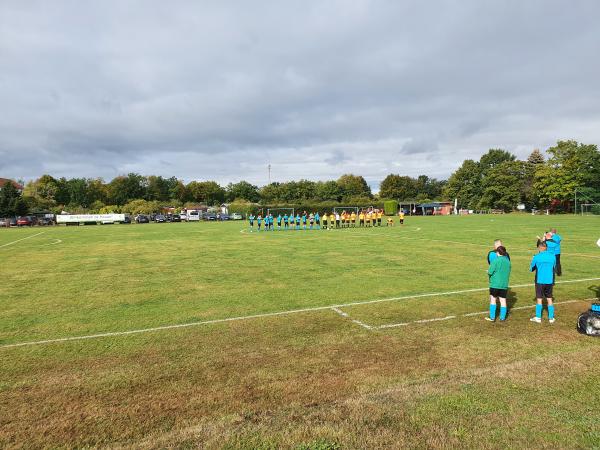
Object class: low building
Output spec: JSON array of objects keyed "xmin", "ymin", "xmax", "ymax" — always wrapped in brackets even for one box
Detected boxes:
[
  {"xmin": 0, "ymin": 178, "xmax": 23, "ymax": 192},
  {"xmin": 417, "ymin": 202, "xmax": 453, "ymax": 215}
]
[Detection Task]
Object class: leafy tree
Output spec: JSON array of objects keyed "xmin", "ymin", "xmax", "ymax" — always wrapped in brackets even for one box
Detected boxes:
[
  {"xmin": 527, "ymin": 149, "xmax": 545, "ymax": 165},
  {"xmin": 187, "ymin": 181, "xmax": 225, "ymax": 205},
  {"xmin": 225, "ymin": 181, "xmax": 260, "ymax": 202},
  {"xmin": 442, "ymin": 159, "xmax": 482, "ymax": 209},
  {"xmin": 146, "ymin": 176, "xmax": 171, "ymax": 201},
  {"xmin": 534, "ymin": 140, "xmax": 600, "ymax": 208},
  {"xmin": 479, "ymin": 160, "xmax": 527, "ymax": 211},
  {"xmin": 315, "ymin": 180, "xmax": 343, "ymax": 202},
  {"xmin": 479, "ymin": 149, "xmax": 516, "ymax": 173},
  {"xmin": 0, "ymin": 180, "xmax": 21, "ymax": 216},
  {"xmin": 122, "ymin": 199, "xmax": 161, "ymax": 215},
  {"xmin": 107, "ymin": 173, "xmax": 147, "ymax": 205},
  {"xmin": 337, "ymin": 174, "xmax": 371, "ymax": 199},
  {"xmin": 379, "ymin": 174, "xmax": 417, "ymax": 200}
]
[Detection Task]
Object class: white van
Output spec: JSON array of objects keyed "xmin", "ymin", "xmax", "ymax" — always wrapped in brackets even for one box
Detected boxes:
[{"xmin": 187, "ymin": 210, "xmax": 200, "ymax": 221}]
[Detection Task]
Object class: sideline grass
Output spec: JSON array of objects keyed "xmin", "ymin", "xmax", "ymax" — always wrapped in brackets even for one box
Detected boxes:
[{"xmin": 1, "ymin": 215, "xmax": 599, "ymax": 448}]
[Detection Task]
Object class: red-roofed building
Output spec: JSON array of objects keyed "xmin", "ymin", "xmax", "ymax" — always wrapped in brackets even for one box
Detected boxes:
[{"xmin": 0, "ymin": 178, "xmax": 24, "ymax": 192}]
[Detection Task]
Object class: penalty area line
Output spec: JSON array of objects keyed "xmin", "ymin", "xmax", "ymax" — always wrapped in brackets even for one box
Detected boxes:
[
  {"xmin": 0, "ymin": 231, "xmax": 45, "ymax": 249},
  {"xmin": 376, "ymin": 299, "xmax": 588, "ymax": 329},
  {"xmin": 1, "ymin": 277, "xmax": 599, "ymax": 349}
]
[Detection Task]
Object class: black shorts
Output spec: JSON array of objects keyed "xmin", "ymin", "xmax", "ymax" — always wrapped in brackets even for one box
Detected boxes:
[
  {"xmin": 535, "ymin": 283, "xmax": 553, "ymax": 298},
  {"xmin": 489, "ymin": 288, "xmax": 508, "ymax": 298}
]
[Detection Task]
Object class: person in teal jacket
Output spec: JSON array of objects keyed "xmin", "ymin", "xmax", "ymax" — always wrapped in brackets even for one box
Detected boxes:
[
  {"xmin": 486, "ymin": 246, "xmax": 511, "ymax": 322},
  {"xmin": 529, "ymin": 240, "xmax": 557, "ymax": 323}
]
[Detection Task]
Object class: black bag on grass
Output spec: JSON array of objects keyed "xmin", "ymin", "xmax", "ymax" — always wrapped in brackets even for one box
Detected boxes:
[{"xmin": 577, "ymin": 303, "xmax": 600, "ymax": 337}]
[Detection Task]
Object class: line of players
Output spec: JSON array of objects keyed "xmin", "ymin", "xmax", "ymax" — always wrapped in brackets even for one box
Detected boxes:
[
  {"xmin": 485, "ymin": 228, "xmax": 563, "ymax": 324},
  {"xmin": 248, "ymin": 209, "xmax": 405, "ymax": 231}
]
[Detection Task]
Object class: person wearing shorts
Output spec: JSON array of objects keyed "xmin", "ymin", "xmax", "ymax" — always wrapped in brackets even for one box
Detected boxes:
[
  {"xmin": 257, "ymin": 214, "xmax": 262, "ymax": 231},
  {"xmin": 249, "ymin": 214, "xmax": 255, "ymax": 231},
  {"xmin": 283, "ymin": 214, "xmax": 289, "ymax": 230},
  {"xmin": 377, "ymin": 210, "xmax": 382, "ymax": 227},
  {"xmin": 530, "ymin": 241, "xmax": 557, "ymax": 323},
  {"xmin": 359, "ymin": 211, "xmax": 365, "ymax": 227},
  {"xmin": 321, "ymin": 212, "xmax": 327, "ymax": 230},
  {"xmin": 486, "ymin": 246, "xmax": 511, "ymax": 322},
  {"xmin": 399, "ymin": 211, "xmax": 404, "ymax": 225}
]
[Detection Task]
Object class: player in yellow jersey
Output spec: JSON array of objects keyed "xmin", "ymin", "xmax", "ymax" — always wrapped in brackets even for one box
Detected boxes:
[
  {"xmin": 359, "ymin": 211, "xmax": 365, "ymax": 227},
  {"xmin": 377, "ymin": 210, "xmax": 383, "ymax": 227},
  {"xmin": 329, "ymin": 212, "xmax": 335, "ymax": 230},
  {"xmin": 399, "ymin": 211, "xmax": 405, "ymax": 225},
  {"xmin": 350, "ymin": 211, "xmax": 356, "ymax": 227}
]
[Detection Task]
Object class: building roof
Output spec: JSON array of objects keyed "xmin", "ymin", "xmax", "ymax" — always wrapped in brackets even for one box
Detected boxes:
[
  {"xmin": 0, "ymin": 178, "xmax": 23, "ymax": 190},
  {"xmin": 418, "ymin": 202, "xmax": 452, "ymax": 208}
]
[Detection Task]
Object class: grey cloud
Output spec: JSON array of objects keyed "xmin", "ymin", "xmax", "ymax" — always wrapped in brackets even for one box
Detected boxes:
[{"xmin": 1, "ymin": 0, "xmax": 600, "ymax": 190}]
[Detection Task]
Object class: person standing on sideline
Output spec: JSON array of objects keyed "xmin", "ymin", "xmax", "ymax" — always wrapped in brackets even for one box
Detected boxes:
[
  {"xmin": 486, "ymin": 246, "xmax": 511, "ymax": 322},
  {"xmin": 314, "ymin": 211, "xmax": 320, "ymax": 230},
  {"xmin": 257, "ymin": 214, "xmax": 262, "ymax": 232},
  {"xmin": 487, "ymin": 239, "xmax": 510, "ymax": 264},
  {"xmin": 321, "ymin": 212, "xmax": 327, "ymax": 230},
  {"xmin": 277, "ymin": 214, "xmax": 282, "ymax": 230},
  {"xmin": 399, "ymin": 211, "xmax": 405, "ymax": 225},
  {"xmin": 249, "ymin": 213, "xmax": 255, "ymax": 232},
  {"xmin": 551, "ymin": 228, "xmax": 562, "ymax": 276},
  {"xmin": 530, "ymin": 241, "xmax": 557, "ymax": 323}
]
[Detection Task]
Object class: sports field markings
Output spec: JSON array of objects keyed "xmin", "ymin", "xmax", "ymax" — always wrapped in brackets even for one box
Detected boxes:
[
  {"xmin": 373, "ymin": 299, "xmax": 586, "ymax": 329},
  {"xmin": 331, "ymin": 307, "xmax": 372, "ymax": 329},
  {"xmin": 1, "ymin": 277, "xmax": 599, "ymax": 350},
  {"xmin": 0, "ymin": 231, "xmax": 45, "ymax": 249},
  {"xmin": 39, "ymin": 238, "xmax": 62, "ymax": 247}
]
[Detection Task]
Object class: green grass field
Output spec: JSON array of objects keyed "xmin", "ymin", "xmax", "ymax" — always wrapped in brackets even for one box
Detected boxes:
[{"xmin": 1, "ymin": 215, "xmax": 599, "ymax": 449}]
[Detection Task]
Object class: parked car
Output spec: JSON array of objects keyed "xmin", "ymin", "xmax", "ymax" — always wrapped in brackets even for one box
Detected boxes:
[
  {"xmin": 135, "ymin": 215, "xmax": 150, "ymax": 224},
  {"xmin": 204, "ymin": 213, "xmax": 217, "ymax": 221},
  {"xmin": 0, "ymin": 218, "xmax": 8, "ymax": 227},
  {"xmin": 169, "ymin": 214, "xmax": 181, "ymax": 222},
  {"xmin": 231, "ymin": 213, "xmax": 243, "ymax": 220},
  {"xmin": 39, "ymin": 217, "xmax": 55, "ymax": 226},
  {"xmin": 17, "ymin": 216, "xmax": 33, "ymax": 227},
  {"xmin": 155, "ymin": 214, "xmax": 167, "ymax": 223},
  {"xmin": 219, "ymin": 214, "xmax": 230, "ymax": 221},
  {"xmin": 121, "ymin": 215, "xmax": 131, "ymax": 224},
  {"xmin": 8, "ymin": 217, "xmax": 18, "ymax": 227}
]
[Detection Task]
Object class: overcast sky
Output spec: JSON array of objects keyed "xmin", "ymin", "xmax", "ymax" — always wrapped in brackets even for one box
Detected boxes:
[{"xmin": 1, "ymin": 1, "xmax": 599, "ymax": 190}]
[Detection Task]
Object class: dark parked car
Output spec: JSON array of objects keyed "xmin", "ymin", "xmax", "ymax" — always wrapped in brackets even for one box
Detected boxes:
[
  {"xmin": 204, "ymin": 213, "xmax": 217, "ymax": 221},
  {"xmin": 135, "ymin": 215, "xmax": 150, "ymax": 223},
  {"xmin": 121, "ymin": 215, "xmax": 131, "ymax": 224},
  {"xmin": 155, "ymin": 214, "xmax": 167, "ymax": 223},
  {"xmin": 17, "ymin": 216, "xmax": 33, "ymax": 227},
  {"xmin": 8, "ymin": 217, "xmax": 18, "ymax": 227},
  {"xmin": 169, "ymin": 214, "xmax": 181, "ymax": 222},
  {"xmin": 219, "ymin": 214, "xmax": 230, "ymax": 221},
  {"xmin": 39, "ymin": 217, "xmax": 55, "ymax": 226}
]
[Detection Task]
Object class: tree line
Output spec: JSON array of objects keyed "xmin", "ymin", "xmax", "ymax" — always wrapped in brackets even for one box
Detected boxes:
[{"xmin": 1, "ymin": 139, "xmax": 598, "ymax": 217}]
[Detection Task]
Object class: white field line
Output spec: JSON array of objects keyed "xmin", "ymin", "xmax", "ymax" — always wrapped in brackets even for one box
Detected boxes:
[
  {"xmin": 39, "ymin": 238, "xmax": 62, "ymax": 247},
  {"xmin": 376, "ymin": 299, "xmax": 587, "ymax": 329},
  {"xmin": 331, "ymin": 307, "xmax": 372, "ymax": 329},
  {"xmin": 0, "ymin": 231, "xmax": 45, "ymax": 249},
  {"xmin": 1, "ymin": 277, "xmax": 599, "ymax": 350}
]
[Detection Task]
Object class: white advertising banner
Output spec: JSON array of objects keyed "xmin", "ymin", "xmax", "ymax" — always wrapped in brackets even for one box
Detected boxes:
[{"xmin": 56, "ymin": 214, "xmax": 125, "ymax": 223}]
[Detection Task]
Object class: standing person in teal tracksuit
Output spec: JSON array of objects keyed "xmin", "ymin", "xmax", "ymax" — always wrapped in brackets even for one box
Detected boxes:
[
  {"xmin": 530, "ymin": 241, "xmax": 557, "ymax": 323},
  {"xmin": 295, "ymin": 213, "xmax": 301, "ymax": 230},
  {"xmin": 257, "ymin": 214, "xmax": 262, "ymax": 232},
  {"xmin": 249, "ymin": 214, "xmax": 255, "ymax": 232},
  {"xmin": 485, "ymin": 246, "xmax": 511, "ymax": 322}
]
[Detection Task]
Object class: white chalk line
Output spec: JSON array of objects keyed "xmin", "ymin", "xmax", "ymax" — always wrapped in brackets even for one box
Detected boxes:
[
  {"xmin": 331, "ymin": 307, "xmax": 372, "ymax": 329},
  {"xmin": 39, "ymin": 238, "xmax": 62, "ymax": 247},
  {"xmin": 1, "ymin": 277, "xmax": 599, "ymax": 350},
  {"xmin": 375, "ymin": 299, "xmax": 587, "ymax": 329},
  {"xmin": 0, "ymin": 231, "xmax": 45, "ymax": 249}
]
